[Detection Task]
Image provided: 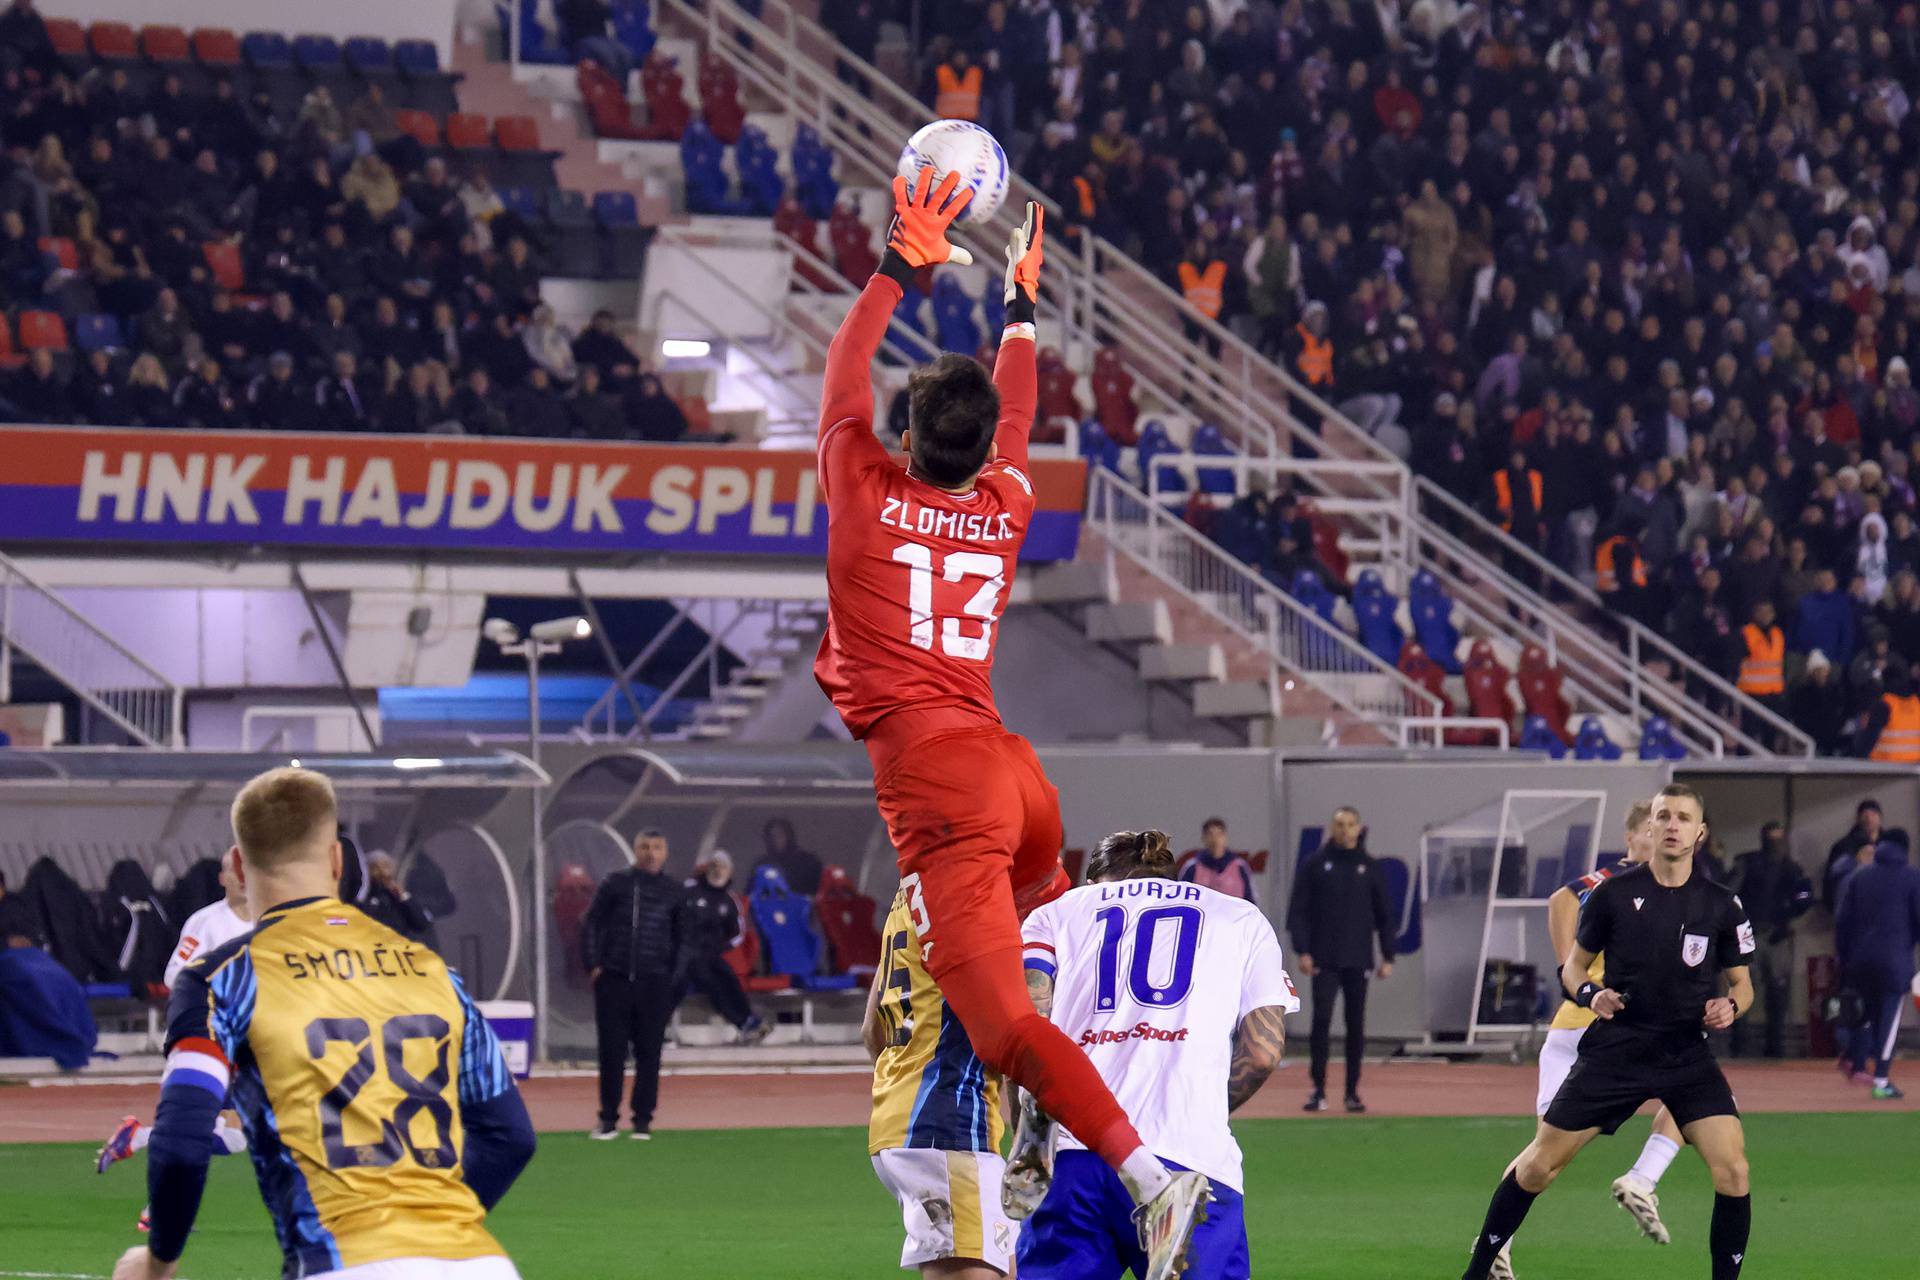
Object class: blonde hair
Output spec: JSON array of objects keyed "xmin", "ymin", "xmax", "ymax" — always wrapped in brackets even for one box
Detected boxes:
[
  {"xmin": 230, "ymin": 768, "xmax": 337, "ymax": 871},
  {"xmin": 1624, "ymin": 799, "xmax": 1653, "ymax": 834},
  {"xmin": 1086, "ymin": 829, "xmax": 1177, "ymax": 882}
]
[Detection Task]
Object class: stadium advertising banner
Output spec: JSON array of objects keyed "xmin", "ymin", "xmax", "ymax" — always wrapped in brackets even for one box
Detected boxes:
[{"xmin": 0, "ymin": 427, "xmax": 1087, "ymax": 560}]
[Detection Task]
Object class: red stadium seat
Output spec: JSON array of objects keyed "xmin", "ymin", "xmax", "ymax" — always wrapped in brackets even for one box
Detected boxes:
[
  {"xmin": 394, "ymin": 109, "xmax": 441, "ymax": 147},
  {"xmin": 697, "ymin": 52, "xmax": 744, "ymax": 143},
  {"xmin": 17, "ymin": 310, "xmax": 69, "ymax": 352},
  {"xmin": 36, "ymin": 236, "xmax": 77, "ymax": 271},
  {"xmin": 192, "ymin": 27, "xmax": 242, "ymax": 66},
  {"xmin": 88, "ymin": 22, "xmax": 139, "ymax": 61},
  {"xmin": 1036, "ymin": 347, "xmax": 1083, "ymax": 422},
  {"xmin": 813, "ymin": 866, "xmax": 881, "ymax": 976},
  {"xmin": 202, "ymin": 241, "xmax": 245, "ymax": 291},
  {"xmin": 829, "ymin": 203, "xmax": 877, "ymax": 285},
  {"xmin": 140, "ymin": 25, "xmax": 192, "ymax": 63},
  {"xmin": 1460, "ymin": 639, "xmax": 1517, "ymax": 746},
  {"xmin": 1090, "ymin": 345, "xmax": 1139, "ymax": 444},
  {"xmin": 494, "ymin": 115, "xmax": 541, "ymax": 152},
  {"xmin": 444, "ymin": 112, "xmax": 492, "ymax": 150},
  {"xmin": 773, "ymin": 197, "xmax": 837, "ymax": 290},
  {"xmin": 1517, "ymin": 644, "xmax": 1572, "ymax": 743},
  {"xmin": 1399, "ymin": 641, "xmax": 1455, "ymax": 716},
  {"xmin": 45, "ymin": 18, "xmax": 86, "ymax": 57},
  {"xmin": 1301, "ymin": 502, "xmax": 1351, "ymax": 586}
]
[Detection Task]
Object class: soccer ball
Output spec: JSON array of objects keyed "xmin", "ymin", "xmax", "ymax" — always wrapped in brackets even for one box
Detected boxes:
[{"xmin": 897, "ymin": 120, "xmax": 1010, "ymax": 225}]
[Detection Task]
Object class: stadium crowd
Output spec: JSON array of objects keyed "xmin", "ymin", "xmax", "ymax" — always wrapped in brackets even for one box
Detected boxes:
[
  {"xmin": 0, "ymin": 0, "xmax": 690, "ymax": 442},
  {"xmin": 853, "ymin": 0, "xmax": 1920, "ymax": 757}
]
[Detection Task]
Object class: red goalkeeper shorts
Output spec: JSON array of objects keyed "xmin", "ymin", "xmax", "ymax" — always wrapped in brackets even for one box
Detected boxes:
[{"xmin": 870, "ymin": 724, "xmax": 1071, "ymax": 981}]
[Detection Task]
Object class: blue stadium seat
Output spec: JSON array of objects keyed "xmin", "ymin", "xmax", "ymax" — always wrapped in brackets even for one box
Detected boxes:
[
  {"xmin": 498, "ymin": 184, "xmax": 543, "ymax": 222},
  {"xmin": 1078, "ymin": 419, "xmax": 1121, "ymax": 474},
  {"xmin": 592, "ymin": 190, "xmax": 637, "ymax": 228},
  {"xmin": 1351, "ymin": 569, "xmax": 1404, "ymax": 667},
  {"xmin": 292, "ymin": 34, "xmax": 343, "ymax": 70},
  {"xmin": 932, "ymin": 274, "xmax": 979, "ymax": 356},
  {"xmin": 1519, "ymin": 715, "xmax": 1567, "ymax": 758},
  {"xmin": 747, "ymin": 865, "xmax": 858, "ymax": 990},
  {"xmin": 344, "ymin": 37, "xmax": 395, "ymax": 75},
  {"xmin": 612, "ymin": 0, "xmax": 657, "ymax": 63},
  {"xmin": 241, "ymin": 32, "xmax": 293, "ymax": 68},
  {"xmin": 1191, "ymin": 422, "xmax": 1236, "ymax": 494},
  {"xmin": 1572, "ymin": 717, "xmax": 1622, "ymax": 760},
  {"xmin": 394, "ymin": 39, "xmax": 440, "ymax": 74},
  {"xmin": 1638, "ymin": 717, "xmax": 1687, "ymax": 760},
  {"xmin": 1408, "ymin": 569, "xmax": 1463, "ymax": 673},
  {"xmin": 791, "ymin": 124, "xmax": 839, "ymax": 221},
  {"xmin": 74, "ymin": 314, "xmax": 126, "ymax": 352},
  {"xmin": 1135, "ymin": 419, "xmax": 1184, "ymax": 495}
]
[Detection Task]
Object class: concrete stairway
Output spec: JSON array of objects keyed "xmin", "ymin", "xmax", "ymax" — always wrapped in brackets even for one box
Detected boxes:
[{"xmin": 1028, "ymin": 554, "xmax": 1365, "ymax": 748}]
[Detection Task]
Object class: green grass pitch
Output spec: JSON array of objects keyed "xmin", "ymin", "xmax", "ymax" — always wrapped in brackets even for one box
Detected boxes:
[{"xmin": 10, "ymin": 1113, "xmax": 1916, "ymax": 1278}]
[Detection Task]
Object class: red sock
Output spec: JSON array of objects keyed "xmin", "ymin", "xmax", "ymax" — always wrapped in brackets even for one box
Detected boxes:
[{"xmin": 935, "ymin": 947, "xmax": 1146, "ymax": 1170}]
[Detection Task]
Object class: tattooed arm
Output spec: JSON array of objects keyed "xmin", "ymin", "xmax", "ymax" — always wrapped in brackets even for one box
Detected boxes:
[
  {"xmin": 1227, "ymin": 1005, "xmax": 1289, "ymax": 1112},
  {"xmin": 1025, "ymin": 966, "xmax": 1054, "ymax": 1018}
]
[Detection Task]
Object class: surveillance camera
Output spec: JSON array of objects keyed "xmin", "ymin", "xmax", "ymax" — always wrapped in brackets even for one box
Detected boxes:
[
  {"xmin": 482, "ymin": 618, "xmax": 519, "ymax": 645},
  {"xmin": 530, "ymin": 616, "xmax": 593, "ymax": 644}
]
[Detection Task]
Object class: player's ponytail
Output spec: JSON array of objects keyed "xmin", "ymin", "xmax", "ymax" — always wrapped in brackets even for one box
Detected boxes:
[{"xmin": 1086, "ymin": 829, "xmax": 1177, "ymax": 882}]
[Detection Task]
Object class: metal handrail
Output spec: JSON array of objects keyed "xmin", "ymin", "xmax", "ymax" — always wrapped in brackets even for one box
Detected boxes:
[
  {"xmin": 0, "ymin": 549, "xmax": 184, "ymax": 747},
  {"xmin": 1405, "ymin": 525, "xmax": 1733, "ymax": 759},
  {"xmin": 1414, "ymin": 479, "xmax": 1813, "ymax": 758},
  {"xmin": 660, "ymin": 0, "xmax": 1398, "ymax": 488},
  {"xmin": 1087, "ymin": 468, "xmax": 1443, "ymax": 731},
  {"xmin": 716, "ymin": 0, "xmax": 1395, "ymax": 466}
]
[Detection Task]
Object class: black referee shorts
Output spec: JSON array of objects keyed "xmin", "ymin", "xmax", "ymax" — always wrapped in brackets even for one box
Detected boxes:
[{"xmin": 1543, "ymin": 1033, "xmax": 1739, "ymax": 1135}]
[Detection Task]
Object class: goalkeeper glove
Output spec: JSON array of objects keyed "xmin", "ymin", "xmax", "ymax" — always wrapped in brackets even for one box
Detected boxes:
[
  {"xmin": 1003, "ymin": 201, "xmax": 1044, "ymax": 325},
  {"xmin": 883, "ymin": 166, "xmax": 974, "ymax": 272}
]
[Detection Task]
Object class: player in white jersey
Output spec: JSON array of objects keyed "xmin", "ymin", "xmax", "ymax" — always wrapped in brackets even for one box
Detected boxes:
[
  {"xmin": 1008, "ymin": 830, "xmax": 1299, "ymax": 1280},
  {"xmin": 96, "ymin": 847, "xmax": 251, "ymax": 1220}
]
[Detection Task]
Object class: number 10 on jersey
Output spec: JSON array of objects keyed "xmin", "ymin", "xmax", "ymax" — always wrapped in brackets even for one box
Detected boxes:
[{"xmin": 891, "ymin": 543, "xmax": 1005, "ymax": 661}]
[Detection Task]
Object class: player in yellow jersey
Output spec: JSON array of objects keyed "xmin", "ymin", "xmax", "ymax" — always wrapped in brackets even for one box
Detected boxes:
[
  {"xmin": 1492, "ymin": 797, "xmax": 1681, "ymax": 1279},
  {"xmin": 112, "ymin": 767, "xmax": 536, "ymax": 1280},
  {"xmin": 863, "ymin": 881, "xmax": 1018, "ymax": 1278}
]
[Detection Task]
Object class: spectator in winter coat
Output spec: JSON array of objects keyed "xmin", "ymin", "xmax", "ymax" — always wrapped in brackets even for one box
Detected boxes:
[
  {"xmin": 1792, "ymin": 570, "xmax": 1856, "ymax": 668},
  {"xmin": 1287, "ymin": 806, "xmax": 1396, "ymax": 1112},
  {"xmin": 1177, "ymin": 817, "xmax": 1257, "ymax": 902},
  {"xmin": 1789, "ymin": 651, "xmax": 1848, "ymax": 757},
  {"xmin": 671, "ymin": 850, "xmax": 769, "ymax": 1043}
]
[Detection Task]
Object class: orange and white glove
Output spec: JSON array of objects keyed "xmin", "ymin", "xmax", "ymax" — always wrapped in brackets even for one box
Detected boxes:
[
  {"xmin": 1003, "ymin": 201, "xmax": 1044, "ymax": 322},
  {"xmin": 885, "ymin": 165, "xmax": 975, "ymax": 269}
]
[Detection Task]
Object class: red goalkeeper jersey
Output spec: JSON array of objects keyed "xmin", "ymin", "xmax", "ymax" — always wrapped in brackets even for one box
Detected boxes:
[{"xmin": 813, "ymin": 274, "xmax": 1038, "ymax": 740}]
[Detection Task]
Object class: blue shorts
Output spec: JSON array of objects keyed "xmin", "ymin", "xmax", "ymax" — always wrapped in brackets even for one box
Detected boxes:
[{"xmin": 1015, "ymin": 1151, "xmax": 1249, "ymax": 1280}]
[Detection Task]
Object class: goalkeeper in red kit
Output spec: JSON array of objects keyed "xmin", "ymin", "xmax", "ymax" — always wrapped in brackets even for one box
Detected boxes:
[{"xmin": 815, "ymin": 167, "xmax": 1210, "ymax": 1280}]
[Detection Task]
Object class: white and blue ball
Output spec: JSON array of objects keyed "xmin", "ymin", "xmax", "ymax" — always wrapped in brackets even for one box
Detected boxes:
[{"xmin": 896, "ymin": 119, "xmax": 1009, "ymax": 225}]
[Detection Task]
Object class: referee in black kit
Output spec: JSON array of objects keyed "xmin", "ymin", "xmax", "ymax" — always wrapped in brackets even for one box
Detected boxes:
[{"xmin": 1462, "ymin": 784, "xmax": 1758, "ymax": 1280}]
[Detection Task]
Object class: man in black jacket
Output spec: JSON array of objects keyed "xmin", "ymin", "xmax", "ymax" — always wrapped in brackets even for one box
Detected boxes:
[
  {"xmin": 1287, "ymin": 805, "xmax": 1396, "ymax": 1113},
  {"xmin": 672, "ymin": 851, "xmax": 769, "ymax": 1044},
  {"xmin": 1729, "ymin": 822, "xmax": 1813, "ymax": 1058},
  {"xmin": 582, "ymin": 828, "xmax": 680, "ymax": 1139}
]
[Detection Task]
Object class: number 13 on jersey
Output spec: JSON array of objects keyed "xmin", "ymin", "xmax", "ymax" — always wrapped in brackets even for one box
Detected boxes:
[{"xmin": 890, "ymin": 543, "xmax": 1005, "ymax": 660}]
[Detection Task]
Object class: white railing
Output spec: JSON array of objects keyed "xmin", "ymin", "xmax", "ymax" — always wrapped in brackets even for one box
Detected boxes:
[
  {"xmin": 669, "ymin": 0, "xmax": 1777, "ymax": 754},
  {"xmin": 0, "ymin": 551, "xmax": 184, "ymax": 747},
  {"xmin": 1412, "ymin": 480, "xmax": 1811, "ymax": 759},
  {"xmin": 1087, "ymin": 468, "xmax": 1442, "ymax": 733},
  {"xmin": 659, "ymin": 0, "xmax": 1400, "ymax": 492}
]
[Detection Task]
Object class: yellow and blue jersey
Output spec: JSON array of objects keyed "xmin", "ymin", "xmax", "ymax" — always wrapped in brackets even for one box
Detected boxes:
[
  {"xmin": 162, "ymin": 896, "xmax": 518, "ymax": 1276},
  {"xmin": 868, "ymin": 888, "xmax": 1004, "ymax": 1156},
  {"xmin": 1549, "ymin": 866, "xmax": 1617, "ymax": 1032}
]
